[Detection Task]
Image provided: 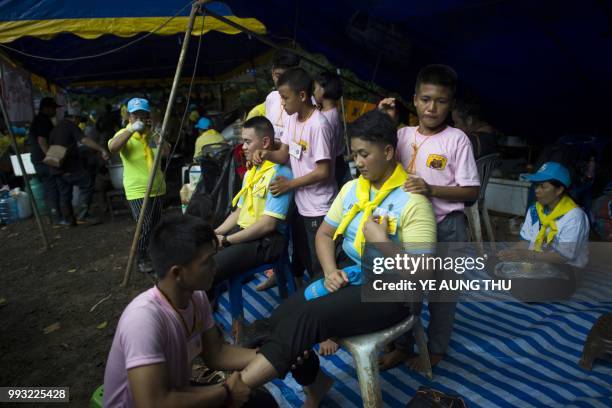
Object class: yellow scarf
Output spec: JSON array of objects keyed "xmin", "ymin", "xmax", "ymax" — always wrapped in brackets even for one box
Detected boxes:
[
  {"xmin": 333, "ymin": 163, "xmax": 408, "ymax": 255},
  {"xmin": 231, "ymin": 160, "xmax": 276, "ymax": 215},
  {"xmin": 534, "ymin": 194, "xmax": 578, "ymax": 252},
  {"xmin": 132, "ymin": 131, "xmax": 154, "ymax": 171}
]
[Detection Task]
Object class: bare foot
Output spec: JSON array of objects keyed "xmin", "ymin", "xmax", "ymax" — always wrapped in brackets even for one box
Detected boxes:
[
  {"xmin": 256, "ymin": 272, "xmax": 277, "ymax": 291},
  {"xmin": 378, "ymin": 348, "xmax": 413, "ymax": 371},
  {"xmin": 406, "ymin": 353, "xmax": 444, "ymax": 373},
  {"xmin": 318, "ymin": 339, "xmax": 339, "ymax": 356},
  {"xmin": 303, "ymin": 370, "xmax": 334, "ymax": 408},
  {"xmin": 232, "ymin": 319, "xmax": 244, "ymax": 343}
]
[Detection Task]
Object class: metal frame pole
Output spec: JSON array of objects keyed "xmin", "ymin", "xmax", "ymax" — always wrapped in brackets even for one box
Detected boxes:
[{"xmin": 122, "ymin": 0, "xmax": 205, "ymax": 287}]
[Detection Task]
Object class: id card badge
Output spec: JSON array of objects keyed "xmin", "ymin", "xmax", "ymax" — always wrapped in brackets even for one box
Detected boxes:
[
  {"xmin": 187, "ymin": 333, "xmax": 203, "ymax": 362},
  {"xmin": 373, "ymin": 207, "xmax": 398, "ymax": 235},
  {"xmin": 289, "ymin": 140, "xmax": 302, "ymax": 159},
  {"xmin": 274, "ymin": 125, "xmax": 284, "ymax": 141}
]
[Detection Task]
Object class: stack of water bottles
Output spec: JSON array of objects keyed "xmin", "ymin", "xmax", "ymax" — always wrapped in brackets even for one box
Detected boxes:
[{"xmin": 0, "ymin": 189, "xmax": 19, "ymax": 224}]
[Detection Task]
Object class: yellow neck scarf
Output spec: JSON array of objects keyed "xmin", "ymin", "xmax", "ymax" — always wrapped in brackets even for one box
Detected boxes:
[
  {"xmin": 333, "ymin": 163, "xmax": 408, "ymax": 255},
  {"xmin": 132, "ymin": 131, "xmax": 154, "ymax": 171},
  {"xmin": 231, "ymin": 160, "xmax": 276, "ymax": 215},
  {"xmin": 534, "ymin": 194, "xmax": 578, "ymax": 252}
]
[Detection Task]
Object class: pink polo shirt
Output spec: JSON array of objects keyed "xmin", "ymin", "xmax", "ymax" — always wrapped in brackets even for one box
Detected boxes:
[
  {"xmin": 321, "ymin": 107, "xmax": 345, "ymax": 157},
  {"xmin": 396, "ymin": 126, "xmax": 480, "ymax": 222},
  {"xmin": 281, "ymin": 109, "xmax": 337, "ymax": 217},
  {"xmin": 103, "ymin": 287, "xmax": 215, "ymax": 408}
]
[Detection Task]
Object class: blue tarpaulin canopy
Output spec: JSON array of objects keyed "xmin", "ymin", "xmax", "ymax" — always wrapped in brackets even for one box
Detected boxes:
[
  {"xmin": 1, "ymin": 0, "xmax": 611, "ymax": 137},
  {"xmin": 0, "ymin": 1, "xmax": 268, "ymax": 87}
]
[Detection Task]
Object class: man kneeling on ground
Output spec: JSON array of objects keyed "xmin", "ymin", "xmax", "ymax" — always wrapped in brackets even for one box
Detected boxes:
[{"xmin": 103, "ymin": 215, "xmax": 278, "ymax": 407}]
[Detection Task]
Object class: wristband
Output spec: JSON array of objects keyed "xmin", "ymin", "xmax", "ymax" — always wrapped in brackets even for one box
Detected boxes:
[
  {"xmin": 222, "ymin": 235, "xmax": 232, "ymax": 248},
  {"xmin": 221, "ymin": 382, "xmax": 232, "ymax": 406}
]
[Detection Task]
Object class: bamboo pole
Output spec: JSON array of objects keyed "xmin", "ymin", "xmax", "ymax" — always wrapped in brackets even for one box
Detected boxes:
[
  {"xmin": 122, "ymin": 1, "xmax": 205, "ymax": 287},
  {"xmin": 0, "ymin": 93, "xmax": 49, "ymax": 250}
]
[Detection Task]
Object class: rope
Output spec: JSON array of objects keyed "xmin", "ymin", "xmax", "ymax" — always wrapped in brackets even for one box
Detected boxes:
[{"xmin": 0, "ymin": 1, "xmax": 195, "ymax": 62}]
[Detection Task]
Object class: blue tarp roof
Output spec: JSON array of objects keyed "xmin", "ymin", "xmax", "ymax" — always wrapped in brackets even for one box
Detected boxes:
[
  {"xmin": 0, "ymin": 0, "xmax": 611, "ymax": 138},
  {"xmin": 0, "ymin": 1, "xmax": 268, "ymax": 86}
]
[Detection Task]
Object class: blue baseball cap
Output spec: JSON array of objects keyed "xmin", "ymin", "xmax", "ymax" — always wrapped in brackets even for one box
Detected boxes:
[
  {"xmin": 523, "ymin": 162, "xmax": 571, "ymax": 188},
  {"xmin": 195, "ymin": 117, "xmax": 212, "ymax": 130},
  {"xmin": 127, "ymin": 98, "xmax": 150, "ymax": 113}
]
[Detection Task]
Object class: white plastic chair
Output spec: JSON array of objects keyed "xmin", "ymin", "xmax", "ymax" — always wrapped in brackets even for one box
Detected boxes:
[{"xmin": 338, "ymin": 315, "xmax": 432, "ymax": 407}]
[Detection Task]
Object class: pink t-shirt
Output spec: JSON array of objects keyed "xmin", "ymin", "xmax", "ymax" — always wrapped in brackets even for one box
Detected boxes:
[
  {"xmin": 281, "ymin": 109, "xmax": 337, "ymax": 216},
  {"xmin": 321, "ymin": 107, "xmax": 345, "ymax": 157},
  {"xmin": 265, "ymin": 91, "xmax": 285, "ymax": 141},
  {"xmin": 396, "ymin": 126, "xmax": 480, "ymax": 222},
  {"xmin": 103, "ymin": 287, "xmax": 215, "ymax": 408}
]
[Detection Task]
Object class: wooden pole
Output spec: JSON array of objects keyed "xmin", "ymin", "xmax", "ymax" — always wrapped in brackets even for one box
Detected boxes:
[
  {"xmin": 121, "ymin": 1, "xmax": 204, "ymax": 287},
  {"xmin": 0, "ymin": 92, "xmax": 49, "ymax": 251},
  {"xmin": 336, "ymin": 68, "xmax": 350, "ymax": 162}
]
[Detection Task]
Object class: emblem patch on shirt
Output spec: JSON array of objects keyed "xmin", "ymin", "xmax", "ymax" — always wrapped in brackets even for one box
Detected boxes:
[{"xmin": 426, "ymin": 154, "xmax": 448, "ymax": 170}]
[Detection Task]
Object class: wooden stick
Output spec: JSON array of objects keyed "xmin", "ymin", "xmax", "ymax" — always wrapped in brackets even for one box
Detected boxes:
[
  {"xmin": 122, "ymin": 1, "xmax": 205, "ymax": 287},
  {"xmin": 0, "ymin": 89, "xmax": 49, "ymax": 251}
]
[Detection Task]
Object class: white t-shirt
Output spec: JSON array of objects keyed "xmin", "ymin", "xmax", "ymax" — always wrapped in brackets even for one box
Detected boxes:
[
  {"xmin": 520, "ymin": 204, "xmax": 590, "ymax": 267},
  {"xmin": 264, "ymin": 91, "xmax": 285, "ymax": 141}
]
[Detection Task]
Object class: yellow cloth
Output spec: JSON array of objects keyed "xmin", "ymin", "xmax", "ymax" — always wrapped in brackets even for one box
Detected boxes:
[
  {"xmin": 193, "ymin": 130, "xmax": 225, "ymax": 160},
  {"xmin": 109, "ymin": 129, "xmax": 166, "ymax": 200},
  {"xmin": 246, "ymin": 102, "xmax": 266, "ymax": 120},
  {"xmin": 131, "ymin": 131, "xmax": 154, "ymax": 171},
  {"xmin": 534, "ymin": 194, "xmax": 578, "ymax": 252},
  {"xmin": 232, "ymin": 160, "xmax": 276, "ymax": 218},
  {"xmin": 333, "ymin": 163, "xmax": 409, "ymax": 255}
]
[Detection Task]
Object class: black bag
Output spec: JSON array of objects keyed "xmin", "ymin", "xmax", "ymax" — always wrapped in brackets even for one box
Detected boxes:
[
  {"xmin": 187, "ymin": 143, "xmax": 239, "ymax": 227},
  {"xmin": 407, "ymin": 387, "xmax": 468, "ymax": 408}
]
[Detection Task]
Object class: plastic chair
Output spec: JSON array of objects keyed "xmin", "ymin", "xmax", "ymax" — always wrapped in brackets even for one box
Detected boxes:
[
  {"xmin": 89, "ymin": 385, "xmax": 103, "ymax": 408},
  {"xmin": 465, "ymin": 153, "xmax": 500, "ymax": 252},
  {"xmin": 338, "ymin": 315, "xmax": 432, "ymax": 408},
  {"xmin": 228, "ymin": 229, "xmax": 296, "ymax": 325}
]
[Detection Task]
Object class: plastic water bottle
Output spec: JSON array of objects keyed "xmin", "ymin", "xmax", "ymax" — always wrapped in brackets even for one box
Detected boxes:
[
  {"xmin": 304, "ymin": 265, "xmax": 363, "ymax": 301},
  {"xmin": 0, "ymin": 190, "xmax": 19, "ymax": 224},
  {"xmin": 29, "ymin": 178, "xmax": 48, "ymax": 215}
]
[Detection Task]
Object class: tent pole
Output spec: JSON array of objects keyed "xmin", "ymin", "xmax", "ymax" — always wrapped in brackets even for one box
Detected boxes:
[
  {"xmin": 0, "ymin": 92, "xmax": 49, "ymax": 251},
  {"xmin": 336, "ymin": 68, "xmax": 350, "ymax": 164},
  {"xmin": 122, "ymin": 0, "xmax": 205, "ymax": 287}
]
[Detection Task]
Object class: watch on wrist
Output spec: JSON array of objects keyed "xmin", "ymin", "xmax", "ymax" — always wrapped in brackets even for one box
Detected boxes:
[{"xmin": 222, "ymin": 235, "xmax": 231, "ymax": 248}]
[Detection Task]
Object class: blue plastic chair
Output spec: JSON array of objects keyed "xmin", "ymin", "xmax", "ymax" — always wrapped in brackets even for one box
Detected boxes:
[{"xmin": 227, "ymin": 228, "xmax": 296, "ymax": 323}]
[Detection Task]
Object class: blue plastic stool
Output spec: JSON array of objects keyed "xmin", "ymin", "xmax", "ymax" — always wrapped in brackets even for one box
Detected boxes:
[{"xmin": 228, "ymin": 245, "xmax": 295, "ymax": 322}]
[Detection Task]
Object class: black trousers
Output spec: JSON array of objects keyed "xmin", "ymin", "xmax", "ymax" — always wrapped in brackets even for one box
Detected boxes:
[
  {"xmin": 212, "ymin": 229, "xmax": 285, "ymax": 286},
  {"xmin": 258, "ymin": 283, "xmax": 411, "ymax": 382},
  {"xmin": 291, "ymin": 213, "xmax": 324, "ymax": 279},
  {"xmin": 127, "ymin": 196, "xmax": 164, "ymax": 258}
]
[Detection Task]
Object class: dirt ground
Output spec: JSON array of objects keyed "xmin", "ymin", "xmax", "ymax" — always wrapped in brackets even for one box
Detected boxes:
[{"xmin": 0, "ymin": 210, "xmax": 160, "ymax": 407}]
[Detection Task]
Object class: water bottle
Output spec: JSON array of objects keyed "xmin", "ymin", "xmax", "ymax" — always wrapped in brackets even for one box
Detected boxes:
[
  {"xmin": 0, "ymin": 190, "xmax": 19, "ymax": 224},
  {"xmin": 304, "ymin": 265, "xmax": 363, "ymax": 301},
  {"xmin": 29, "ymin": 178, "xmax": 48, "ymax": 215}
]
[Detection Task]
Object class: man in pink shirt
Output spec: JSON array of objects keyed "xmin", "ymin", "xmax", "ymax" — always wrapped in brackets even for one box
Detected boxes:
[
  {"xmin": 253, "ymin": 68, "xmax": 336, "ymax": 286},
  {"xmin": 265, "ymin": 51, "xmax": 301, "ymax": 141},
  {"xmin": 378, "ymin": 65, "xmax": 480, "ymax": 372},
  {"xmin": 314, "ymin": 71, "xmax": 349, "ymax": 188},
  {"xmin": 103, "ymin": 215, "xmax": 277, "ymax": 407}
]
